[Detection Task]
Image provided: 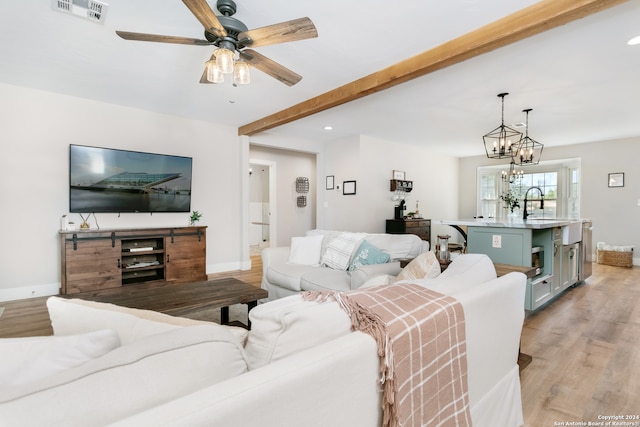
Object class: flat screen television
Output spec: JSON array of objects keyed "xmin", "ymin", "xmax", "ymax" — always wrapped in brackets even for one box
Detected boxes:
[{"xmin": 69, "ymin": 144, "xmax": 193, "ymax": 213}]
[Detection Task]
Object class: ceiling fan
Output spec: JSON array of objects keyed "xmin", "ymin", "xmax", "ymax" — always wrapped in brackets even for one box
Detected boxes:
[{"xmin": 116, "ymin": 0, "xmax": 318, "ymax": 86}]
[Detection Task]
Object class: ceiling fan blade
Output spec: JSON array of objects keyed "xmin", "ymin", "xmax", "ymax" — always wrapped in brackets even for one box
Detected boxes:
[
  {"xmin": 238, "ymin": 17, "xmax": 317, "ymax": 48},
  {"xmin": 116, "ymin": 31, "xmax": 211, "ymax": 46},
  {"xmin": 182, "ymin": 0, "xmax": 227, "ymax": 37},
  {"xmin": 239, "ymin": 49, "xmax": 302, "ymax": 86}
]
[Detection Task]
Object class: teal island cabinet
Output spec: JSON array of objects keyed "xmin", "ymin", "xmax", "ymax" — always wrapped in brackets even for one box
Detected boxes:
[{"xmin": 440, "ymin": 218, "xmax": 587, "ymax": 311}]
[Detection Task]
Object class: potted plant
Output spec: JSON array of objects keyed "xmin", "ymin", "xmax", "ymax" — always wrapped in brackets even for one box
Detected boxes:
[
  {"xmin": 189, "ymin": 210, "xmax": 202, "ymax": 226},
  {"xmin": 499, "ymin": 190, "xmax": 520, "ymax": 214}
]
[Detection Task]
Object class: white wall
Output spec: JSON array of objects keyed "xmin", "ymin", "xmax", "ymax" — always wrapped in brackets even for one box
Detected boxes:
[
  {"xmin": 0, "ymin": 83, "xmax": 243, "ymax": 301},
  {"xmin": 249, "ymin": 145, "xmax": 317, "ymax": 246},
  {"xmin": 459, "ymin": 137, "xmax": 640, "ymax": 265},
  {"xmin": 321, "ymin": 135, "xmax": 460, "ymax": 247}
]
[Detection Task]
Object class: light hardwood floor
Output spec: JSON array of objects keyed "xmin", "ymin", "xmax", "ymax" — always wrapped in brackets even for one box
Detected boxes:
[
  {"xmin": 1, "ymin": 256, "xmax": 638, "ymax": 426},
  {"xmin": 520, "ymin": 263, "xmax": 640, "ymax": 426}
]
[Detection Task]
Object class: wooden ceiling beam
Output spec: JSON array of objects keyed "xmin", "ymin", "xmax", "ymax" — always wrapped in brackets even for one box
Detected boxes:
[{"xmin": 238, "ymin": 0, "xmax": 628, "ymax": 137}]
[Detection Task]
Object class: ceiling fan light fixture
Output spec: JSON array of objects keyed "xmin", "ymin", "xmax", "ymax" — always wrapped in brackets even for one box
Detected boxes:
[
  {"xmin": 215, "ymin": 48, "xmax": 235, "ymax": 74},
  {"xmin": 233, "ymin": 61, "xmax": 250, "ymax": 85},
  {"xmin": 206, "ymin": 59, "xmax": 224, "ymax": 83}
]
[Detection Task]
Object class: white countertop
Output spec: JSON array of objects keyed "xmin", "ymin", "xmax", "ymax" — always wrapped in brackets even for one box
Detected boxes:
[{"xmin": 438, "ymin": 218, "xmax": 586, "ymax": 229}]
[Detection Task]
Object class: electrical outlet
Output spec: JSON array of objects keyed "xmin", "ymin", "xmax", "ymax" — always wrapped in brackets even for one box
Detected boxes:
[{"xmin": 492, "ymin": 235, "xmax": 502, "ymax": 248}]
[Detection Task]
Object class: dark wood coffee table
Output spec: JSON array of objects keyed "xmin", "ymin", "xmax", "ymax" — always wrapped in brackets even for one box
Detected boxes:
[{"xmin": 68, "ymin": 278, "xmax": 268, "ymax": 328}]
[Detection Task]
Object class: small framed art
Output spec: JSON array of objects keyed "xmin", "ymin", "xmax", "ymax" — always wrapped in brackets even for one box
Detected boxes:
[
  {"xmin": 608, "ymin": 172, "xmax": 624, "ymax": 188},
  {"xmin": 343, "ymin": 180, "xmax": 356, "ymax": 195},
  {"xmin": 326, "ymin": 175, "xmax": 335, "ymax": 190}
]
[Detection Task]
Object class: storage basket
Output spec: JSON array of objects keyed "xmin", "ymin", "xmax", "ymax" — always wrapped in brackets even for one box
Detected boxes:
[{"xmin": 596, "ymin": 249, "xmax": 633, "ymax": 267}]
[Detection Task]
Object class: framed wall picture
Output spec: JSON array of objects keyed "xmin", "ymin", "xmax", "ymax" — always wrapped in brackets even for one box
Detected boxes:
[
  {"xmin": 608, "ymin": 172, "xmax": 624, "ymax": 188},
  {"xmin": 326, "ymin": 175, "xmax": 335, "ymax": 190},
  {"xmin": 343, "ymin": 180, "xmax": 356, "ymax": 195},
  {"xmin": 393, "ymin": 170, "xmax": 406, "ymax": 180}
]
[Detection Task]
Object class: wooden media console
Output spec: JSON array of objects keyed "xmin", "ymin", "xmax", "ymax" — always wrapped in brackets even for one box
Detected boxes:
[{"xmin": 60, "ymin": 226, "xmax": 207, "ymax": 294}]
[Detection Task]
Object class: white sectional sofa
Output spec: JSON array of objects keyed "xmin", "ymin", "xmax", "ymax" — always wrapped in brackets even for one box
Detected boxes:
[
  {"xmin": 0, "ymin": 254, "xmax": 526, "ymax": 427},
  {"xmin": 262, "ymin": 229, "xmax": 430, "ymax": 301}
]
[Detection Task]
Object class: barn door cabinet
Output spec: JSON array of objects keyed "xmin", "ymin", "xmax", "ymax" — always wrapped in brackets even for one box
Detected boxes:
[{"xmin": 60, "ymin": 226, "xmax": 207, "ymax": 294}]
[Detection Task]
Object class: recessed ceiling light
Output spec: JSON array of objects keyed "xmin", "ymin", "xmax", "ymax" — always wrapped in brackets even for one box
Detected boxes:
[
  {"xmin": 323, "ymin": 125, "xmax": 333, "ymax": 131},
  {"xmin": 628, "ymin": 35, "xmax": 640, "ymax": 46}
]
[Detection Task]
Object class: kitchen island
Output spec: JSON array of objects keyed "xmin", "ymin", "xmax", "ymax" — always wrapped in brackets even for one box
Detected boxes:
[{"xmin": 440, "ymin": 218, "xmax": 589, "ymax": 311}]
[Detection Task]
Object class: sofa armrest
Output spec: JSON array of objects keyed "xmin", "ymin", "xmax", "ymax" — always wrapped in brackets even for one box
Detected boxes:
[
  {"xmin": 350, "ymin": 261, "xmax": 402, "ymax": 289},
  {"xmin": 261, "ymin": 247, "xmax": 291, "ymax": 274}
]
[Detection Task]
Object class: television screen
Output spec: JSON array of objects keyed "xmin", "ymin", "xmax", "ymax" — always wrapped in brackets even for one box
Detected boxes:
[{"xmin": 69, "ymin": 145, "xmax": 193, "ymax": 213}]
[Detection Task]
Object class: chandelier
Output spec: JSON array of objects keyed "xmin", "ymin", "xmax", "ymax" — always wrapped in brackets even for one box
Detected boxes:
[
  {"xmin": 502, "ymin": 161, "xmax": 524, "ymax": 184},
  {"xmin": 514, "ymin": 108, "xmax": 544, "ymax": 166},
  {"xmin": 483, "ymin": 93, "xmax": 523, "ymax": 160}
]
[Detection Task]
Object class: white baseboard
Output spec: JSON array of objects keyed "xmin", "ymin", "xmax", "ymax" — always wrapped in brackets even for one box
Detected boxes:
[
  {"xmin": 207, "ymin": 260, "xmax": 252, "ymax": 274},
  {"xmin": 0, "ymin": 282, "xmax": 60, "ymax": 303}
]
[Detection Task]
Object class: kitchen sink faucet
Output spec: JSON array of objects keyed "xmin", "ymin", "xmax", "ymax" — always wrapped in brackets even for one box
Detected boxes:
[{"xmin": 523, "ymin": 186, "xmax": 545, "ymax": 220}]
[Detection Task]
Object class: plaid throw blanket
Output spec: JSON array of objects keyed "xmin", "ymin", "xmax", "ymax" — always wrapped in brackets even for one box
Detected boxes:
[{"xmin": 303, "ymin": 283, "xmax": 472, "ymax": 427}]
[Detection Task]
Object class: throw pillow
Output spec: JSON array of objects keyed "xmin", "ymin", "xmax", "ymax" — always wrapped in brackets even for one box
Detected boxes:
[
  {"xmin": 395, "ymin": 250, "xmax": 441, "ymax": 282},
  {"xmin": 322, "ymin": 232, "xmax": 367, "ymax": 270},
  {"xmin": 46, "ymin": 297, "xmax": 248, "ymax": 346},
  {"xmin": 349, "ymin": 240, "xmax": 390, "ymax": 271},
  {"xmin": 0, "ymin": 329, "xmax": 120, "ymax": 387},
  {"xmin": 287, "ymin": 235, "xmax": 324, "ymax": 266}
]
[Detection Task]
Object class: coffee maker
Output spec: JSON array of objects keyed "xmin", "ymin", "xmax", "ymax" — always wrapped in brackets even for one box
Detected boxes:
[{"xmin": 394, "ymin": 199, "xmax": 406, "ymax": 220}]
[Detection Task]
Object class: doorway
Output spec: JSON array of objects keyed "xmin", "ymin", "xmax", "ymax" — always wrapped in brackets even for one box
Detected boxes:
[{"xmin": 249, "ymin": 160, "xmax": 276, "ymax": 256}]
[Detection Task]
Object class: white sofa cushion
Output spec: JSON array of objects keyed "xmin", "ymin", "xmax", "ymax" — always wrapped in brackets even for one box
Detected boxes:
[
  {"xmin": 305, "ymin": 229, "xmax": 341, "ymax": 258},
  {"xmin": 0, "ymin": 325, "xmax": 249, "ymax": 427},
  {"xmin": 287, "ymin": 235, "xmax": 324, "ymax": 266},
  {"xmin": 244, "ymin": 295, "xmax": 352, "ymax": 370},
  {"xmin": 47, "ymin": 297, "xmax": 248, "ymax": 345},
  {"xmin": 300, "ymin": 267, "xmax": 352, "ymax": 292},
  {"xmin": 408, "ymin": 254, "xmax": 497, "ymax": 295},
  {"xmin": 365, "ymin": 233, "xmax": 429, "ymax": 259},
  {"xmin": 0, "ymin": 329, "xmax": 120, "ymax": 387},
  {"xmin": 266, "ymin": 262, "xmax": 321, "ymax": 292}
]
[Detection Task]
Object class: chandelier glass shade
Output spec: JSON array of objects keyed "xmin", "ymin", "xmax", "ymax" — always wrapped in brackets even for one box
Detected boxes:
[
  {"xmin": 514, "ymin": 108, "xmax": 543, "ymax": 166},
  {"xmin": 483, "ymin": 93, "xmax": 523, "ymax": 160}
]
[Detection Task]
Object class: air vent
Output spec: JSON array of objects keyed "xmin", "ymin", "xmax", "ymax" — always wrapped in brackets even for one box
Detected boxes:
[
  {"xmin": 52, "ymin": 0, "xmax": 108, "ymax": 24},
  {"xmin": 511, "ymin": 122, "xmax": 527, "ymax": 129}
]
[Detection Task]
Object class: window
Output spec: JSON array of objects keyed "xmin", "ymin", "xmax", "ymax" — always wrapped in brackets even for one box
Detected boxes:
[
  {"xmin": 509, "ymin": 171, "xmax": 557, "ymax": 218},
  {"xmin": 477, "ymin": 159, "xmax": 581, "ymax": 219},
  {"xmin": 479, "ymin": 174, "xmax": 498, "ymax": 218}
]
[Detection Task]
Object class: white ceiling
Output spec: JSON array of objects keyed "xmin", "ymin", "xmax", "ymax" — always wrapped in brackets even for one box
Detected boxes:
[{"xmin": 1, "ymin": 0, "xmax": 639, "ymax": 157}]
